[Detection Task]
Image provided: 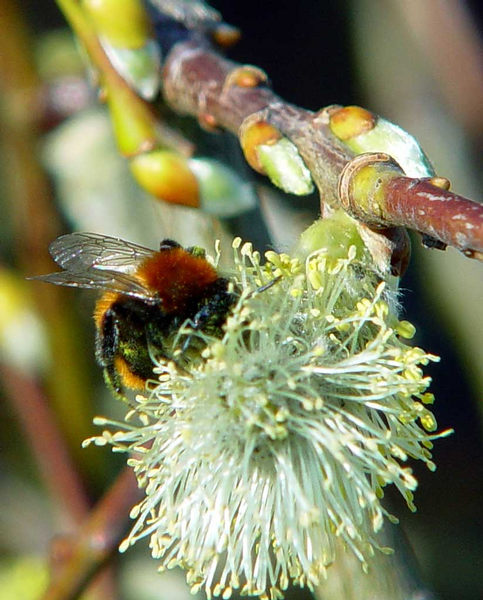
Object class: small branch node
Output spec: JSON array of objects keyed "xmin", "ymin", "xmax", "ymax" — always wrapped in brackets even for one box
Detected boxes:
[
  {"xmin": 211, "ymin": 23, "xmax": 242, "ymax": 48},
  {"xmin": 238, "ymin": 111, "xmax": 281, "ymax": 173},
  {"xmin": 428, "ymin": 176, "xmax": 451, "ymax": 190},
  {"xmin": 222, "ymin": 65, "xmax": 269, "ymax": 93},
  {"xmin": 338, "ymin": 152, "xmax": 404, "ymax": 225},
  {"xmin": 313, "ymin": 104, "xmax": 342, "ymax": 126}
]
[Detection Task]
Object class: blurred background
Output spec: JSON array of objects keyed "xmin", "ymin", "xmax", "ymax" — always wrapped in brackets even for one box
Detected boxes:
[{"xmin": 0, "ymin": 1, "xmax": 482, "ymax": 599}]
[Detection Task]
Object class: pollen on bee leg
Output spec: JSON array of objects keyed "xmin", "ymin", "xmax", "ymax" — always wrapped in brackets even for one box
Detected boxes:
[{"xmin": 113, "ymin": 356, "xmax": 146, "ymax": 390}]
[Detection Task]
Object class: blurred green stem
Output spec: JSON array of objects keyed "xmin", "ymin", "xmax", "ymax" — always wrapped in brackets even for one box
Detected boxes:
[
  {"xmin": 0, "ymin": 2, "xmax": 118, "ymax": 597},
  {"xmin": 55, "ymin": 0, "xmax": 192, "ymax": 156},
  {"xmin": 0, "ymin": 0, "xmax": 97, "ymax": 462}
]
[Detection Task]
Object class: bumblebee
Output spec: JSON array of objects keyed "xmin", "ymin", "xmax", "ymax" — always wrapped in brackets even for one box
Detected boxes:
[{"xmin": 33, "ymin": 232, "xmax": 236, "ymax": 399}]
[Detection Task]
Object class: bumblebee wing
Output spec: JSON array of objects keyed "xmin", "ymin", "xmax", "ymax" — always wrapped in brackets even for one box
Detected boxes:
[
  {"xmin": 49, "ymin": 232, "xmax": 155, "ymax": 274},
  {"xmin": 30, "ymin": 232, "xmax": 160, "ymax": 301},
  {"xmin": 31, "ymin": 269, "xmax": 158, "ymax": 302}
]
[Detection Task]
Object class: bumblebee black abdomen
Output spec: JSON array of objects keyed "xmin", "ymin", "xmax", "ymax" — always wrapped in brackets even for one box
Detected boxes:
[
  {"xmin": 95, "ymin": 296, "xmax": 168, "ymax": 395},
  {"xmin": 95, "ymin": 277, "xmax": 237, "ymax": 398}
]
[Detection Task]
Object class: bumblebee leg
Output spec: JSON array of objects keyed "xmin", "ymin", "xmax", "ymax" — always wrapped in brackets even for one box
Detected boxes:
[
  {"xmin": 182, "ymin": 283, "xmax": 236, "ymax": 351},
  {"xmin": 185, "ymin": 245, "xmax": 206, "ymax": 259},
  {"xmin": 96, "ymin": 307, "xmax": 125, "ymax": 398},
  {"xmin": 193, "ymin": 281, "xmax": 235, "ymax": 329}
]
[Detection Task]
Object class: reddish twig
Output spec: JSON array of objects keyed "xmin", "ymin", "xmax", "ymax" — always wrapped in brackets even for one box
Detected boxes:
[
  {"xmin": 160, "ymin": 38, "xmax": 482, "ymax": 261},
  {"xmin": 384, "ymin": 177, "xmax": 483, "ymax": 257},
  {"xmin": 338, "ymin": 153, "xmax": 483, "ymax": 258},
  {"xmin": 162, "ymin": 41, "xmax": 351, "ymax": 205},
  {"xmin": 1, "ymin": 364, "xmax": 89, "ymax": 524},
  {"xmin": 41, "ymin": 467, "xmax": 142, "ymax": 600}
]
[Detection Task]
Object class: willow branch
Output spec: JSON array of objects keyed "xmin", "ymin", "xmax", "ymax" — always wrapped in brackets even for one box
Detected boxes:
[
  {"xmin": 162, "ymin": 40, "xmax": 351, "ymax": 206},
  {"xmin": 338, "ymin": 153, "xmax": 483, "ymax": 259},
  {"xmin": 375, "ymin": 178, "xmax": 482, "ymax": 257},
  {"xmin": 160, "ymin": 38, "xmax": 482, "ymax": 260}
]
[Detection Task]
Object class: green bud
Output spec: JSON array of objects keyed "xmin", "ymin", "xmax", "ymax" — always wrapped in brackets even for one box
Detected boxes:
[
  {"xmin": 188, "ymin": 158, "xmax": 257, "ymax": 217},
  {"xmin": 106, "ymin": 82, "xmax": 158, "ymax": 156},
  {"xmin": 101, "ymin": 39, "xmax": 161, "ymax": 100},
  {"xmin": 257, "ymin": 138, "xmax": 314, "ymax": 195},
  {"xmin": 345, "ymin": 117, "xmax": 434, "ymax": 178},
  {"xmin": 296, "ymin": 211, "xmax": 366, "ymax": 260},
  {"xmin": 82, "ymin": 0, "xmax": 151, "ymax": 48}
]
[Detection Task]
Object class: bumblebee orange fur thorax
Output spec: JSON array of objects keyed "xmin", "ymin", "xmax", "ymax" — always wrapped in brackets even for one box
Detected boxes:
[{"xmin": 136, "ymin": 247, "xmax": 218, "ymax": 312}]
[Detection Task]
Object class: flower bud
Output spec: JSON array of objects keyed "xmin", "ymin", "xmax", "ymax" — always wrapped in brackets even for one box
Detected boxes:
[
  {"xmin": 256, "ymin": 138, "xmax": 314, "ymax": 195},
  {"xmin": 239, "ymin": 117, "xmax": 313, "ymax": 194},
  {"xmin": 82, "ymin": 0, "xmax": 151, "ymax": 48},
  {"xmin": 130, "ymin": 150, "xmax": 199, "ymax": 207},
  {"xmin": 82, "ymin": 0, "xmax": 161, "ymax": 99},
  {"xmin": 329, "ymin": 105, "xmax": 376, "ymax": 140},
  {"xmin": 296, "ymin": 211, "xmax": 365, "ymax": 260},
  {"xmin": 188, "ymin": 158, "xmax": 256, "ymax": 217},
  {"xmin": 239, "ymin": 119, "xmax": 281, "ymax": 173},
  {"xmin": 102, "ymin": 41, "xmax": 161, "ymax": 100},
  {"xmin": 329, "ymin": 106, "xmax": 434, "ymax": 177}
]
